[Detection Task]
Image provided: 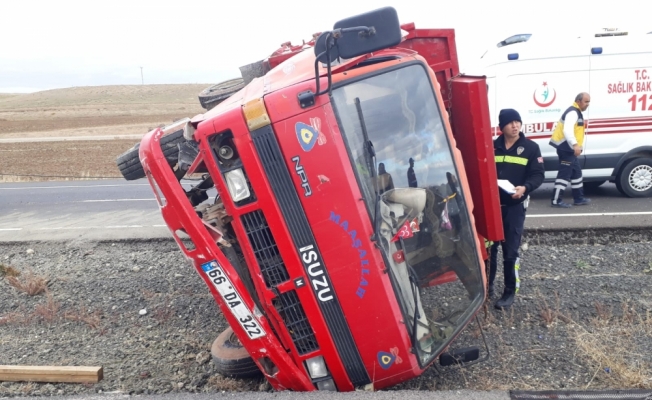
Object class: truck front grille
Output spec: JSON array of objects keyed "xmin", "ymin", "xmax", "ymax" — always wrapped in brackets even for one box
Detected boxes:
[
  {"xmin": 251, "ymin": 124, "xmax": 370, "ymax": 386},
  {"xmin": 241, "ymin": 210, "xmax": 289, "ymax": 287},
  {"xmin": 274, "ymin": 290, "xmax": 319, "ymax": 355}
]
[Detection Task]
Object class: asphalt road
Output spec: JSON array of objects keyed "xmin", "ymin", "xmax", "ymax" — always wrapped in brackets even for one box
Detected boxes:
[
  {"xmin": 0, "ymin": 179, "xmax": 174, "ymax": 242},
  {"xmin": 0, "ymin": 179, "xmax": 650, "ymax": 242},
  {"xmin": 525, "ymin": 182, "xmax": 652, "ymax": 230}
]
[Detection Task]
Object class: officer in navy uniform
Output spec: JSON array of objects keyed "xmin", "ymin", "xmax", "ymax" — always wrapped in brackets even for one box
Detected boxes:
[{"xmin": 490, "ymin": 109, "xmax": 545, "ymax": 309}]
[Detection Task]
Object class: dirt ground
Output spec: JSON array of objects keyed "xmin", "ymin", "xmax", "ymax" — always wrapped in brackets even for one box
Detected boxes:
[
  {"xmin": 0, "ymin": 84, "xmax": 209, "ymax": 182},
  {"xmin": 1, "ymin": 230, "xmax": 651, "ymax": 396}
]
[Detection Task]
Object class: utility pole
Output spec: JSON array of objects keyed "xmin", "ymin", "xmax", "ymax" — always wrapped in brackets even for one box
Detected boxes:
[{"xmin": 140, "ymin": 67, "xmax": 144, "ymax": 85}]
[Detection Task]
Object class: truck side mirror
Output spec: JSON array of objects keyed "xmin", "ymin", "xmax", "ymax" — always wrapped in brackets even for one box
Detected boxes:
[
  {"xmin": 314, "ymin": 32, "xmax": 340, "ymax": 63},
  {"xmin": 314, "ymin": 6, "xmax": 402, "ymax": 61}
]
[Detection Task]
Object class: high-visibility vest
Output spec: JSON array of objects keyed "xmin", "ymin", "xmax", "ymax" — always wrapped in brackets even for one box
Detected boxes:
[{"xmin": 549, "ymin": 102, "xmax": 585, "ymax": 148}]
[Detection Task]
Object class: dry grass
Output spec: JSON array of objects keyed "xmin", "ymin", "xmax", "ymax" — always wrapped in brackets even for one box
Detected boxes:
[
  {"xmin": 64, "ymin": 306, "xmax": 106, "ymax": 333},
  {"xmin": 141, "ymin": 289, "xmax": 158, "ymax": 300},
  {"xmin": 0, "ymin": 310, "xmax": 29, "ymax": 326},
  {"xmin": 0, "ymin": 263, "xmax": 20, "ymax": 277},
  {"xmin": 535, "ymin": 291, "xmax": 574, "ymax": 328},
  {"xmin": 0, "ymin": 292, "xmax": 60, "ymax": 325},
  {"xmin": 439, "ymin": 286, "xmax": 652, "ymax": 392},
  {"xmin": 151, "ymin": 305, "xmax": 173, "ymax": 324},
  {"xmin": 593, "ymin": 300, "xmax": 612, "ymax": 322},
  {"xmin": 0, "ymin": 294, "xmax": 111, "ymax": 331},
  {"xmin": 5, "ymin": 269, "xmax": 48, "ymax": 296},
  {"xmin": 33, "ymin": 292, "xmax": 61, "ymax": 323},
  {"xmin": 572, "ymin": 305, "xmax": 652, "ymax": 389}
]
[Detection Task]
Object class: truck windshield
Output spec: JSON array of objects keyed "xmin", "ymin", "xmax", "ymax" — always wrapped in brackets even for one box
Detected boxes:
[{"xmin": 331, "ymin": 63, "xmax": 484, "ymax": 366}]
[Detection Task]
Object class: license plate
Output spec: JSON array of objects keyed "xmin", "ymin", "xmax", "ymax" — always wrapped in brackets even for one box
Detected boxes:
[{"xmin": 201, "ymin": 261, "xmax": 266, "ymax": 339}]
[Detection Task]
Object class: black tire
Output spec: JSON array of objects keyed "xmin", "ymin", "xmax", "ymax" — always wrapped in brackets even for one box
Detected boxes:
[
  {"xmin": 198, "ymin": 78, "xmax": 246, "ymax": 111},
  {"xmin": 210, "ymin": 327, "xmax": 261, "ymax": 379},
  {"xmin": 115, "ymin": 129, "xmax": 185, "ymax": 181},
  {"xmin": 617, "ymin": 157, "xmax": 652, "ymax": 198},
  {"xmin": 615, "ymin": 178, "xmax": 626, "ymax": 196},
  {"xmin": 583, "ymin": 180, "xmax": 606, "ymax": 191}
]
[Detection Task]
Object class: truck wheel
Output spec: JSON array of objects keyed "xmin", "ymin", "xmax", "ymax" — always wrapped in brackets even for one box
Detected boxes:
[
  {"xmin": 211, "ymin": 326, "xmax": 261, "ymax": 378},
  {"xmin": 198, "ymin": 78, "xmax": 246, "ymax": 111},
  {"xmin": 617, "ymin": 158, "xmax": 652, "ymax": 198},
  {"xmin": 583, "ymin": 180, "xmax": 606, "ymax": 191},
  {"xmin": 115, "ymin": 129, "xmax": 186, "ymax": 181}
]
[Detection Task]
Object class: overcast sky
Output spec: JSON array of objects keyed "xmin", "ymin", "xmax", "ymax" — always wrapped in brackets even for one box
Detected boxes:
[{"xmin": 1, "ymin": 0, "xmax": 649, "ymax": 93}]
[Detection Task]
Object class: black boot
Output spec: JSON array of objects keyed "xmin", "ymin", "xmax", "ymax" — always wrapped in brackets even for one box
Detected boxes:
[
  {"xmin": 488, "ymin": 284, "xmax": 495, "ymax": 298},
  {"xmin": 494, "ymin": 288, "xmax": 515, "ymax": 310}
]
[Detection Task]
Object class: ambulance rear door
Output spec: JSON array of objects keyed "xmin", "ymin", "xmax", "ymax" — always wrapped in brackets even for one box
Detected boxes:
[{"xmin": 587, "ymin": 33, "xmax": 652, "ymax": 180}]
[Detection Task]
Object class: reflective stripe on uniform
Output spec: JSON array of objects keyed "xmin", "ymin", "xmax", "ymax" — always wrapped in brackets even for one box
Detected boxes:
[
  {"xmin": 515, "ymin": 257, "xmax": 520, "ymax": 293},
  {"xmin": 554, "ymin": 178, "xmax": 570, "ymax": 191},
  {"xmin": 495, "ymin": 155, "xmax": 528, "ymax": 165}
]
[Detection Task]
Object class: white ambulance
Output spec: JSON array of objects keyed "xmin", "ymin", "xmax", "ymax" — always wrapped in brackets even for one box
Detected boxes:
[{"xmin": 468, "ymin": 29, "xmax": 652, "ymax": 198}]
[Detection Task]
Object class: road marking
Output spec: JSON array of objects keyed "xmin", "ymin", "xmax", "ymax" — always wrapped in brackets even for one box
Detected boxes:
[
  {"xmin": 0, "ymin": 228, "xmax": 22, "ymax": 231},
  {"xmin": 79, "ymin": 199, "xmax": 157, "ymax": 202},
  {"xmin": 0, "ymin": 184, "xmax": 151, "ymax": 190},
  {"xmin": 528, "ymin": 211, "xmax": 652, "ymax": 218}
]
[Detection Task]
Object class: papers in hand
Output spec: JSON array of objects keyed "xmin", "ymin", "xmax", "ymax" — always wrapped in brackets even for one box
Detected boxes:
[{"xmin": 497, "ymin": 179, "xmax": 516, "ymax": 194}]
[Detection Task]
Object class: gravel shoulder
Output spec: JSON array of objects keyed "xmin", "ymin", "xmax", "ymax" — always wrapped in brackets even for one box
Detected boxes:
[{"xmin": 1, "ymin": 231, "xmax": 652, "ymax": 396}]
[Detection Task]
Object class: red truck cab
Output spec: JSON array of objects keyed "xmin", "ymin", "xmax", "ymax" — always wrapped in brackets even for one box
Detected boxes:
[{"xmin": 137, "ymin": 7, "xmax": 502, "ymax": 392}]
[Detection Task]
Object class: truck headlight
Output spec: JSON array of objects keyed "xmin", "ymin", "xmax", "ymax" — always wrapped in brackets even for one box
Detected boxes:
[
  {"xmin": 305, "ymin": 355, "xmax": 328, "ymax": 379},
  {"xmin": 224, "ymin": 168, "xmax": 250, "ymax": 202},
  {"xmin": 316, "ymin": 379, "xmax": 336, "ymax": 391}
]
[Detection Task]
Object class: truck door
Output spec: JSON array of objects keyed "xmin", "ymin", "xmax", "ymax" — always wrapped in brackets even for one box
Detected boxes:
[
  {"xmin": 494, "ymin": 39, "xmax": 591, "ymax": 178},
  {"xmin": 588, "ymin": 34, "xmax": 652, "ymax": 176}
]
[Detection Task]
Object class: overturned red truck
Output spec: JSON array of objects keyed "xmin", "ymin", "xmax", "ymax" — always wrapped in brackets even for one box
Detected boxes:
[{"xmin": 117, "ymin": 7, "xmax": 504, "ymax": 392}]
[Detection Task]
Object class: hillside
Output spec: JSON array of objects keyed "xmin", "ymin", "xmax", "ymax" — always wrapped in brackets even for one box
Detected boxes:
[
  {"xmin": 0, "ymin": 84, "xmax": 217, "ymax": 182},
  {"xmin": 0, "ymin": 84, "xmax": 212, "ymax": 137}
]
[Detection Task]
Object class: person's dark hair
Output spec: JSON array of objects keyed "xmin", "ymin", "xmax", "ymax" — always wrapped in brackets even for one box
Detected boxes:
[
  {"xmin": 575, "ymin": 92, "xmax": 587, "ymax": 102},
  {"xmin": 378, "ymin": 163, "xmax": 387, "ymax": 175}
]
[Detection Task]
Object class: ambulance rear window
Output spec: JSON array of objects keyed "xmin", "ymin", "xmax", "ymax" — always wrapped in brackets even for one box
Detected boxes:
[{"xmin": 497, "ymin": 34, "xmax": 531, "ymax": 47}]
